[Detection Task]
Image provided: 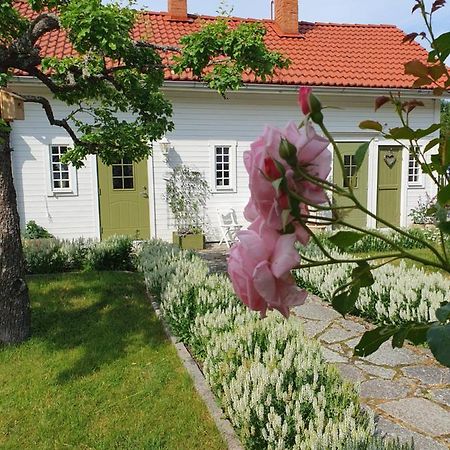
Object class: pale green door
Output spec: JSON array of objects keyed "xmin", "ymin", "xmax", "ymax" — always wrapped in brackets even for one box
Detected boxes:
[
  {"xmin": 333, "ymin": 142, "xmax": 369, "ymax": 228},
  {"xmin": 377, "ymin": 146, "xmax": 402, "ymax": 227},
  {"xmin": 98, "ymin": 158, "xmax": 150, "ymax": 239}
]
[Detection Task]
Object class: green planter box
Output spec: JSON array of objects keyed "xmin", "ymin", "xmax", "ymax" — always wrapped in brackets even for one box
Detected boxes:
[{"xmin": 172, "ymin": 232, "xmax": 205, "ymax": 250}]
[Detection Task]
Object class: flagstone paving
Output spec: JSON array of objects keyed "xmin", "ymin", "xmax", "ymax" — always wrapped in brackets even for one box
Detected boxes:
[{"xmin": 198, "ymin": 244, "xmax": 450, "ymax": 450}]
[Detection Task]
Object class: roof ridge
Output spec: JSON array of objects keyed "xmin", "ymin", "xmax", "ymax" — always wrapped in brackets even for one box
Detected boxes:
[{"xmin": 138, "ymin": 10, "xmax": 398, "ymax": 29}]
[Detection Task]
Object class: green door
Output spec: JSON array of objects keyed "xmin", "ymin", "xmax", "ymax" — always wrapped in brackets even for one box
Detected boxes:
[
  {"xmin": 377, "ymin": 146, "xmax": 402, "ymax": 227},
  {"xmin": 333, "ymin": 142, "xmax": 369, "ymax": 228},
  {"xmin": 98, "ymin": 158, "xmax": 150, "ymax": 239}
]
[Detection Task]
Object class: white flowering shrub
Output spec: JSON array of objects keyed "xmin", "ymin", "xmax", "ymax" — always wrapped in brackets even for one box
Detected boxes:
[
  {"xmin": 204, "ymin": 314, "xmax": 377, "ymax": 450},
  {"xmin": 139, "ymin": 240, "xmax": 412, "ymax": 450},
  {"xmin": 295, "ymin": 245, "xmax": 450, "ymax": 325},
  {"xmin": 314, "ymin": 227, "xmax": 442, "ymax": 253}
]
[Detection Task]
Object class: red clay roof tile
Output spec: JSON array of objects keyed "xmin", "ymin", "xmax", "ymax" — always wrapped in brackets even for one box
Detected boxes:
[{"xmin": 14, "ymin": 0, "xmax": 429, "ymax": 90}]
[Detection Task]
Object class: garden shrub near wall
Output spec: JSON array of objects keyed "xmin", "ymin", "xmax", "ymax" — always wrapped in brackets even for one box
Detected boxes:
[
  {"xmin": 139, "ymin": 240, "xmax": 412, "ymax": 450},
  {"xmin": 23, "ymin": 235, "xmax": 136, "ymax": 274},
  {"xmin": 295, "ymin": 245, "xmax": 450, "ymax": 325},
  {"xmin": 315, "ymin": 227, "xmax": 441, "ymax": 254}
]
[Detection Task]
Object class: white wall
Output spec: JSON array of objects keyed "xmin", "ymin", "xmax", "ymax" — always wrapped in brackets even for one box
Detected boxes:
[
  {"xmin": 152, "ymin": 88, "xmax": 439, "ymax": 241},
  {"xmin": 10, "ymin": 85, "xmax": 100, "ymax": 240},
  {"xmin": 9, "ymin": 82, "xmax": 439, "ymax": 241}
]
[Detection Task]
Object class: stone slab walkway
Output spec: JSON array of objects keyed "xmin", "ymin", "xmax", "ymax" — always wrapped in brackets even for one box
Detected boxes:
[{"xmin": 198, "ymin": 244, "xmax": 450, "ymax": 450}]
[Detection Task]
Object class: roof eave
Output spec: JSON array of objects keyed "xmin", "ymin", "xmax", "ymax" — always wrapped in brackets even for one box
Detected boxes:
[{"xmin": 10, "ymin": 75, "xmax": 447, "ymax": 99}]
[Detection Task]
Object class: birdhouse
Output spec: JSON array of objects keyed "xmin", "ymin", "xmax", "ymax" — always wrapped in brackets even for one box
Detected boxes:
[{"xmin": 0, "ymin": 90, "xmax": 25, "ymax": 121}]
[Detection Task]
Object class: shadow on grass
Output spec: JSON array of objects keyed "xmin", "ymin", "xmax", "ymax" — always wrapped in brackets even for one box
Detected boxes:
[{"xmin": 28, "ymin": 271, "xmax": 166, "ymax": 383}]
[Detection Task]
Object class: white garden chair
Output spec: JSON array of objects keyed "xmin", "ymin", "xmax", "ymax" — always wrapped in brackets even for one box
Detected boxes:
[{"xmin": 217, "ymin": 208, "xmax": 242, "ymax": 248}]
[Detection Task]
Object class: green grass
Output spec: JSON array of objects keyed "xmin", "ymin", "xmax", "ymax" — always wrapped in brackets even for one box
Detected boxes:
[{"xmin": 0, "ymin": 272, "xmax": 226, "ymax": 450}]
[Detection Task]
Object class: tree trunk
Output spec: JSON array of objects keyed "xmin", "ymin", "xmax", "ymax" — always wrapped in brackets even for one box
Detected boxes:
[{"xmin": 0, "ymin": 127, "xmax": 30, "ymax": 344}]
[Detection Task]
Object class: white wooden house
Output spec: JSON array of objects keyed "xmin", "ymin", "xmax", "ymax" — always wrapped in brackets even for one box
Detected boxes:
[{"xmin": 10, "ymin": 0, "xmax": 440, "ymax": 241}]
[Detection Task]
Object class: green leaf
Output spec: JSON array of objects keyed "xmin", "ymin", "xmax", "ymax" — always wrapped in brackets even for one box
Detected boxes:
[
  {"xmin": 359, "ymin": 120, "xmax": 383, "ymax": 132},
  {"xmin": 354, "ymin": 326, "xmax": 398, "ymax": 357},
  {"xmin": 436, "ymin": 303, "xmax": 450, "ymax": 323},
  {"xmin": 437, "ymin": 184, "xmax": 450, "ymax": 206},
  {"xmin": 354, "ymin": 141, "xmax": 370, "ymax": 172},
  {"xmin": 424, "ymin": 137, "xmax": 441, "ymax": 152},
  {"xmin": 414, "ymin": 123, "xmax": 441, "ymax": 139},
  {"xmin": 352, "ymin": 261, "xmax": 375, "ymax": 288},
  {"xmin": 392, "ymin": 326, "xmax": 410, "ymax": 348},
  {"xmin": 427, "ymin": 324, "xmax": 450, "ymax": 368},
  {"xmin": 328, "ymin": 231, "xmax": 365, "ymax": 250},
  {"xmin": 332, "ymin": 286, "xmax": 360, "ymax": 316},
  {"xmin": 388, "ymin": 126, "xmax": 415, "ymax": 140},
  {"xmin": 438, "ymin": 220, "xmax": 450, "ymax": 234}
]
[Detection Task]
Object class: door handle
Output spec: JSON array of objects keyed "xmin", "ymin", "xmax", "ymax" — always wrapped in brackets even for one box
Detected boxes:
[{"xmin": 140, "ymin": 186, "xmax": 149, "ymax": 198}]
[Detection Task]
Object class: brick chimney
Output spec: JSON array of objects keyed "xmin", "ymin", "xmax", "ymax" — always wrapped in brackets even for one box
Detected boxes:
[
  {"xmin": 168, "ymin": 0, "xmax": 188, "ymax": 20},
  {"xmin": 274, "ymin": 0, "xmax": 299, "ymax": 35}
]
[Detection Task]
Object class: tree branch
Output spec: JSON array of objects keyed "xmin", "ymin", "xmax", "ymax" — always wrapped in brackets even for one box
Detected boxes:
[{"xmin": 21, "ymin": 95, "xmax": 81, "ymax": 145}]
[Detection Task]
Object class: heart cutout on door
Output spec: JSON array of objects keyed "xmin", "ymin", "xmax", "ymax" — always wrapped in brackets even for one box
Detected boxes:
[{"xmin": 384, "ymin": 153, "xmax": 396, "ymax": 168}]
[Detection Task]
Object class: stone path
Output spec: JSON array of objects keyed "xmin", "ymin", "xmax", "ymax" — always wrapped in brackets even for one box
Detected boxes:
[{"xmin": 198, "ymin": 244, "xmax": 450, "ymax": 450}]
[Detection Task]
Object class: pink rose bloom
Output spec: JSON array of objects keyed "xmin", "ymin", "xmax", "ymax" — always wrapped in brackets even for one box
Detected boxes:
[
  {"xmin": 298, "ymin": 86, "xmax": 313, "ymax": 115},
  {"xmin": 228, "ymin": 218, "xmax": 308, "ymax": 318},
  {"xmin": 243, "ymin": 121, "xmax": 331, "ymax": 242}
]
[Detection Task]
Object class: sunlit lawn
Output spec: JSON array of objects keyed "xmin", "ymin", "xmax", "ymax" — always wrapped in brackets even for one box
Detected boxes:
[{"xmin": 0, "ymin": 272, "xmax": 225, "ymax": 450}]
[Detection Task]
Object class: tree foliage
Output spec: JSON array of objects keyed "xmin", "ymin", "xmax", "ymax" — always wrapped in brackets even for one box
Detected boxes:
[{"xmin": 0, "ymin": 0, "xmax": 288, "ymax": 166}]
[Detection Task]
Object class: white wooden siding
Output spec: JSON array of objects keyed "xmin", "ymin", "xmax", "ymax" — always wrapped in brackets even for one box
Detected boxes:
[
  {"xmin": 10, "ymin": 86, "xmax": 100, "ymax": 240},
  {"xmin": 9, "ymin": 83, "xmax": 439, "ymax": 241}
]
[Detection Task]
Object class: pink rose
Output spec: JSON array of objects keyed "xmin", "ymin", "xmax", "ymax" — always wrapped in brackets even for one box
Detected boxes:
[
  {"xmin": 228, "ymin": 219, "xmax": 307, "ymax": 317},
  {"xmin": 243, "ymin": 121, "xmax": 331, "ymax": 237},
  {"xmin": 298, "ymin": 86, "xmax": 313, "ymax": 115}
]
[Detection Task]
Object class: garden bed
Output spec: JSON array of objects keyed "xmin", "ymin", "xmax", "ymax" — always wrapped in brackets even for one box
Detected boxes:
[{"xmin": 139, "ymin": 240, "xmax": 412, "ymax": 450}]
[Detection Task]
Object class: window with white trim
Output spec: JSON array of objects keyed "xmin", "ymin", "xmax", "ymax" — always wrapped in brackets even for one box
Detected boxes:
[
  {"xmin": 48, "ymin": 144, "xmax": 78, "ymax": 195},
  {"xmin": 408, "ymin": 150, "xmax": 421, "ymax": 185},
  {"xmin": 214, "ymin": 145, "xmax": 232, "ymax": 190},
  {"xmin": 50, "ymin": 145, "xmax": 71, "ymax": 190}
]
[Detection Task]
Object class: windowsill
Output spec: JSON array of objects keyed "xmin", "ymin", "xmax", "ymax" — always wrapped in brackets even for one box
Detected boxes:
[
  {"xmin": 212, "ymin": 189, "xmax": 237, "ymax": 194},
  {"xmin": 48, "ymin": 191, "xmax": 78, "ymax": 197}
]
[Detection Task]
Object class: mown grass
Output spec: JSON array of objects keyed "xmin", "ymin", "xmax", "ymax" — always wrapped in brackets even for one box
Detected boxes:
[{"xmin": 0, "ymin": 272, "xmax": 225, "ymax": 450}]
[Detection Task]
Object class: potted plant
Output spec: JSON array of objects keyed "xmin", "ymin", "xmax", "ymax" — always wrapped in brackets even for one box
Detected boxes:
[{"xmin": 165, "ymin": 165, "xmax": 210, "ymax": 250}]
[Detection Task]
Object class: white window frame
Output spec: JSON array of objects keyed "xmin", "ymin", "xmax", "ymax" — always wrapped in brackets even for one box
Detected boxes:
[
  {"xmin": 46, "ymin": 143, "xmax": 78, "ymax": 196},
  {"xmin": 210, "ymin": 141, "xmax": 237, "ymax": 193},
  {"xmin": 408, "ymin": 147, "xmax": 423, "ymax": 188}
]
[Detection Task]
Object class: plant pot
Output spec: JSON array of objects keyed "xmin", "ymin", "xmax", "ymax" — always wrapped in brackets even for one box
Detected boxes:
[{"xmin": 172, "ymin": 232, "xmax": 205, "ymax": 250}]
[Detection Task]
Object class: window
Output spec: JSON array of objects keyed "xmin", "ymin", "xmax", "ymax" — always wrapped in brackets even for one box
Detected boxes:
[
  {"xmin": 343, "ymin": 154, "xmax": 358, "ymax": 188},
  {"xmin": 112, "ymin": 158, "xmax": 134, "ymax": 190},
  {"xmin": 214, "ymin": 146, "xmax": 231, "ymax": 190},
  {"xmin": 50, "ymin": 145, "xmax": 72, "ymax": 192},
  {"xmin": 408, "ymin": 150, "xmax": 421, "ymax": 185}
]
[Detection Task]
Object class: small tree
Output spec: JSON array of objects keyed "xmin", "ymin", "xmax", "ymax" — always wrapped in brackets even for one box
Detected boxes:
[
  {"xmin": 165, "ymin": 165, "xmax": 210, "ymax": 235},
  {"xmin": 0, "ymin": 0, "xmax": 288, "ymax": 343}
]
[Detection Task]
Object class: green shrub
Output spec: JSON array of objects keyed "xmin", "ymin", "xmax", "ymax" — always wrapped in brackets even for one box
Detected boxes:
[
  {"xmin": 84, "ymin": 235, "xmax": 135, "ymax": 271},
  {"xmin": 23, "ymin": 239, "xmax": 66, "ymax": 274},
  {"xmin": 140, "ymin": 240, "xmax": 412, "ymax": 450},
  {"xmin": 295, "ymin": 244, "xmax": 450, "ymax": 325},
  {"xmin": 315, "ymin": 227, "xmax": 441, "ymax": 254},
  {"xmin": 61, "ymin": 238, "xmax": 92, "ymax": 271},
  {"xmin": 23, "ymin": 235, "xmax": 135, "ymax": 274},
  {"xmin": 23, "ymin": 220, "xmax": 54, "ymax": 239}
]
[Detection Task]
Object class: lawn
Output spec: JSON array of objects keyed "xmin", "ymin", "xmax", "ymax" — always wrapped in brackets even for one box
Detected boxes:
[{"xmin": 0, "ymin": 272, "xmax": 226, "ymax": 450}]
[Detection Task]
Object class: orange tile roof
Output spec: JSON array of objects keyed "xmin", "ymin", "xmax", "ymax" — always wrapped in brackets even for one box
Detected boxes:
[{"xmin": 14, "ymin": 0, "xmax": 430, "ymax": 90}]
